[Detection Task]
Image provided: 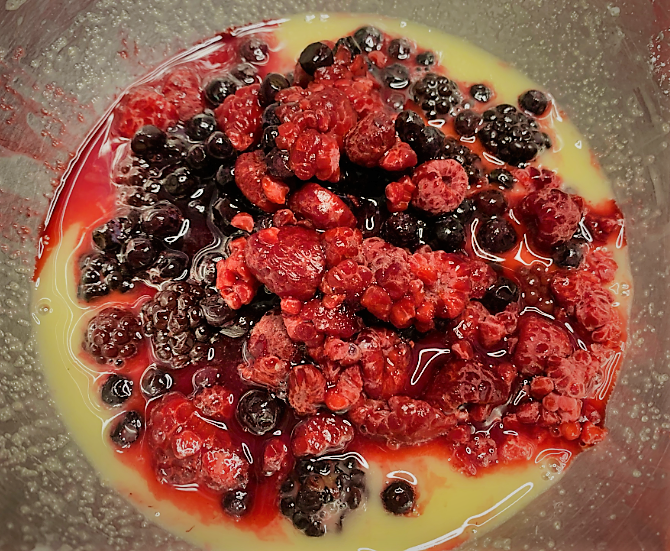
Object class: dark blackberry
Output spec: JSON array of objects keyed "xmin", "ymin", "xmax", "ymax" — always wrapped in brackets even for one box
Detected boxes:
[
  {"xmin": 78, "ymin": 253, "xmax": 133, "ymax": 301},
  {"xmin": 518, "ymin": 89, "xmax": 549, "ymax": 116},
  {"xmin": 334, "ymin": 36, "xmax": 361, "ymax": 57},
  {"xmin": 140, "ymin": 202, "xmax": 184, "ymax": 239},
  {"xmin": 259, "ymin": 73, "xmax": 290, "ymax": 106},
  {"xmin": 261, "ymin": 125, "xmax": 279, "ymax": 152},
  {"xmin": 452, "ymin": 197, "xmax": 477, "ymax": 225},
  {"xmin": 488, "ymin": 168, "xmax": 516, "ymax": 189},
  {"xmin": 206, "ymin": 131, "xmax": 235, "ymax": 163},
  {"xmin": 354, "ymin": 197, "xmax": 384, "ymax": 238},
  {"xmin": 236, "ymin": 389, "xmax": 283, "ymax": 436},
  {"xmin": 83, "ymin": 306, "xmax": 142, "ymax": 366},
  {"xmin": 431, "ymin": 216, "xmax": 465, "ymax": 252},
  {"xmin": 204, "ymin": 77, "xmax": 238, "ymax": 107},
  {"xmin": 148, "ymin": 135, "xmax": 188, "ymax": 168},
  {"xmin": 298, "ymin": 42, "xmax": 334, "ymax": 76},
  {"xmin": 415, "ymin": 50, "xmax": 435, "ymax": 66},
  {"xmin": 381, "ymin": 480, "xmax": 415, "ymax": 515},
  {"xmin": 122, "ymin": 186, "xmax": 159, "ymax": 207},
  {"xmin": 474, "ymin": 189, "xmax": 508, "ymax": 217},
  {"xmin": 122, "ymin": 236, "xmax": 158, "ymax": 271},
  {"xmin": 552, "ymin": 240, "xmax": 584, "ymax": 268},
  {"xmin": 222, "ymin": 490, "xmax": 250, "ymax": 517},
  {"xmin": 412, "ymin": 73, "xmax": 462, "ymax": 119},
  {"xmin": 185, "ymin": 144, "xmax": 212, "ymax": 173},
  {"xmin": 92, "ymin": 214, "xmax": 140, "ymax": 253},
  {"xmin": 185, "ymin": 112, "xmax": 217, "ymax": 141},
  {"xmin": 453, "ymin": 109, "xmax": 481, "ymax": 137},
  {"xmin": 441, "ymin": 137, "xmax": 484, "ymax": 185},
  {"xmin": 353, "ymin": 26, "xmax": 383, "ymax": 53},
  {"xmin": 262, "ymin": 103, "xmax": 281, "ymax": 127},
  {"xmin": 470, "ymin": 84, "xmax": 493, "ymax": 103},
  {"xmin": 395, "ymin": 109, "xmax": 425, "ymax": 144},
  {"xmin": 101, "ymin": 374, "xmax": 133, "ymax": 407},
  {"xmin": 382, "ymin": 63, "xmax": 410, "ymax": 90},
  {"xmin": 110, "ymin": 411, "xmax": 142, "ymax": 448},
  {"xmin": 113, "ymin": 156, "xmax": 150, "ymax": 187},
  {"xmin": 265, "ymin": 148, "xmax": 293, "ymax": 179},
  {"xmin": 140, "ymin": 365, "xmax": 174, "ymax": 398},
  {"xmin": 162, "ymin": 166, "xmax": 199, "ymax": 197},
  {"xmin": 388, "ymin": 38, "xmax": 411, "ymax": 60},
  {"xmin": 200, "ymin": 292, "xmax": 236, "ymax": 326},
  {"xmin": 231, "ymin": 63, "xmax": 259, "ymax": 86},
  {"xmin": 382, "ymin": 212, "xmax": 420, "ymax": 250},
  {"xmin": 477, "ymin": 217, "xmax": 518, "ymax": 253},
  {"xmin": 480, "ymin": 277, "xmax": 520, "ymax": 314},
  {"xmin": 239, "ymin": 37, "xmax": 269, "ymax": 64},
  {"xmin": 478, "ymin": 104, "xmax": 549, "ymax": 166},
  {"xmin": 131, "ymin": 125, "xmax": 166, "ymax": 156}
]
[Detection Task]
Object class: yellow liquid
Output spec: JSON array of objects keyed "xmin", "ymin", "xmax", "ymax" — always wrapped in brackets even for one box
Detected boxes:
[{"xmin": 32, "ymin": 12, "xmax": 632, "ymax": 551}]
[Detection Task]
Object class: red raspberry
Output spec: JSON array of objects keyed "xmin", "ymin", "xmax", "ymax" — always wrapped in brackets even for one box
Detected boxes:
[
  {"xmin": 580, "ymin": 421, "xmax": 607, "ymax": 445},
  {"xmin": 530, "ymin": 377, "xmax": 555, "ymax": 398},
  {"xmin": 344, "ymin": 112, "xmax": 396, "ymax": 168},
  {"xmin": 348, "ymin": 396, "xmax": 458, "ymax": 447},
  {"xmin": 583, "ymin": 200, "xmax": 624, "ymax": 244},
  {"xmin": 452, "ymin": 434, "xmax": 498, "ymax": 476},
  {"xmin": 239, "ymin": 356, "xmax": 291, "ymax": 389},
  {"xmin": 322, "ymin": 227, "xmax": 363, "ymax": 267},
  {"xmin": 288, "ymin": 364, "xmax": 327, "ymax": 415},
  {"xmin": 380, "ymin": 141, "xmax": 418, "ymax": 172},
  {"xmin": 512, "ymin": 166, "xmax": 561, "ymax": 192},
  {"xmin": 514, "ymin": 314, "xmax": 573, "ymax": 376},
  {"xmin": 262, "ymin": 438, "xmax": 289, "ymax": 476},
  {"xmin": 551, "ymin": 271, "xmax": 614, "ymax": 332},
  {"xmin": 519, "ymin": 187, "xmax": 583, "ymax": 246},
  {"xmin": 456, "ymin": 301, "xmax": 519, "ymax": 349},
  {"xmin": 363, "ymin": 237, "xmax": 413, "ymax": 300},
  {"xmin": 333, "ymin": 77, "xmax": 385, "ymax": 117},
  {"xmin": 516, "ymin": 401, "xmax": 542, "ymax": 424},
  {"xmin": 411, "ymin": 159, "xmax": 468, "ymax": 215},
  {"xmin": 161, "ymin": 66, "xmax": 203, "ymax": 121},
  {"xmin": 282, "ymin": 298, "xmax": 361, "ymax": 348},
  {"xmin": 356, "ymin": 327, "xmax": 412, "ymax": 400},
  {"xmin": 234, "ymin": 151, "xmax": 280, "ymax": 212},
  {"xmin": 291, "ymin": 414, "xmax": 355, "ymax": 456},
  {"xmin": 385, "ymin": 176, "xmax": 416, "ymax": 212},
  {"xmin": 245, "ymin": 226, "xmax": 326, "ymax": 301},
  {"xmin": 193, "ymin": 385, "xmax": 235, "ymax": 421},
  {"xmin": 230, "ymin": 212, "xmax": 254, "ymax": 232},
  {"xmin": 289, "ymin": 129, "xmax": 340, "ymax": 182},
  {"xmin": 325, "ymin": 365, "xmax": 363, "ymax": 412},
  {"xmin": 202, "ymin": 447, "xmax": 250, "ymax": 491},
  {"xmin": 215, "ymin": 84, "xmax": 263, "ymax": 151},
  {"xmin": 541, "ymin": 392, "xmax": 582, "ymax": 424},
  {"xmin": 361, "ymin": 285, "xmax": 393, "ymax": 322},
  {"xmin": 584, "ymin": 247, "xmax": 618, "ymax": 283},
  {"xmin": 247, "ymin": 312, "xmax": 300, "ymax": 362},
  {"xmin": 288, "ymin": 183, "xmax": 356, "ymax": 229},
  {"xmin": 321, "ymin": 260, "xmax": 373, "ymax": 303},
  {"xmin": 216, "ymin": 236, "xmax": 261, "ymax": 310},
  {"xmin": 273, "ymin": 209, "xmax": 298, "ymax": 227},
  {"xmin": 497, "ymin": 434, "xmax": 535, "ymax": 464},
  {"xmin": 114, "ymin": 86, "xmax": 178, "ymax": 138}
]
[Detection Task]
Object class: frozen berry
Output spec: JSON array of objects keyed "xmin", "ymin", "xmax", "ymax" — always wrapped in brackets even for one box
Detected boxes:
[
  {"xmin": 123, "ymin": 236, "xmax": 157, "ymax": 270},
  {"xmin": 163, "ymin": 167, "xmax": 198, "ymax": 197},
  {"xmin": 261, "ymin": 125, "xmax": 279, "ymax": 152},
  {"xmin": 77, "ymin": 253, "xmax": 133, "ymax": 301},
  {"xmin": 454, "ymin": 109, "xmax": 481, "ymax": 137},
  {"xmin": 416, "ymin": 50, "xmax": 435, "ymax": 66},
  {"xmin": 388, "ymin": 38, "xmax": 412, "ymax": 60},
  {"xmin": 110, "ymin": 410, "xmax": 142, "ymax": 448},
  {"xmin": 140, "ymin": 202, "xmax": 183, "ymax": 238},
  {"xmin": 552, "ymin": 240, "xmax": 584, "ymax": 268},
  {"xmin": 412, "ymin": 73, "xmax": 462, "ymax": 119},
  {"xmin": 353, "ymin": 26, "xmax": 383, "ymax": 52},
  {"xmin": 239, "ymin": 37, "xmax": 269, "ymax": 63},
  {"xmin": 470, "ymin": 84, "xmax": 492, "ymax": 103},
  {"xmin": 131, "ymin": 125, "xmax": 166, "ymax": 156},
  {"xmin": 432, "ymin": 216, "xmax": 465, "ymax": 252},
  {"xmin": 480, "ymin": 278, "xmax": 519, "ymax": 314},
  {"xmin": 519, "ymin": 89, "xmax": 549, "ymax": 116},
  {"xmin": 237, "ymin": 389, "xmax": 283, "ymax": 436},
  {"xmin": 231, "ymin": 63, "xmax": 259, "ymax": 86},
  {"xmin": 488, "ymin": 168, "xmax": 516, "ymax": 189},
  {"xmin": 259, "ymin": 73, "xmax": 290, "ymax": 106},
  {"xmin": 186, "ymin": 112, "xmax": 217, "ymax": 141},
  {"xmin": 382, "ymin": 212, "xmax": 421, "ymax": 250},
  {"xmin": 414, "ymin": 125, "xmax": 446, "ymax": 161},
  {"xmin": 383, "ymin": 64, "xmax": 410, "ymax": 89},
  {"xmin": 452, "ymin": 197, "xmax": 477, "ymax": 224},
  {"xmin": 474, "ymin": 189, "xmax": 507, "ymax": 217},
  {"xmin": 83, "ymin": 307, "xmax": 142, "ymax": 366},
  {"xmin": 222, "ymin": 489, "xmax": 250, "ymax": 517},
  {"xmin": 206, "ymin": 131, "xmax": 235, "ymax": 162},
  {"xmin": 299, "ymin": 42, "xmax": 335, "ymax": 75},
  {"xmin": 477, "ymin": 217, "xmax": 518, "ymax": 253},
  {"xmin": 204, "ymin": 77, "xmax": 238, "ymax": 107},
  {"xmin": 381, "ymin": 480, "xmax": 415, "ymax": 515},
  {"xmin": 395, "ymin": 109, "xmax": 425, "ymax": 144},
  {"xmin": 101, "ymin": 374, "xmax": 133, "ymax": 406},
  {"xmin": 140, "ymin": 366, "xmax": 173, "ymax": 398},
  {"xmin": 92, "ymin": 215, "xmax": 139, "ymax": 253}
]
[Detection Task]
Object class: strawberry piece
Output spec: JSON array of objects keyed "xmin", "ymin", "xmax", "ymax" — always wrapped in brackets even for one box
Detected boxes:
[
  {"xmin": 288, "ymin": 183, "xmax": 357, "ymax": 229},
  {"xmin": 161, "ymin": 66, "xmax": 203, "ymax": 121},
  {"xmin": 411, "ymin": 159, "xmax": 468, "ymax": 215},
  {"xmin": 215, "ymin": 84, "xmax": 263, "ymax": 151},
  {"xmin": 291, "ymin": 414, "xmax": 355, "ymax": 456},
  {"xmin": 114, "ymin": 86, "xmax": 178, "ymax": 138}
]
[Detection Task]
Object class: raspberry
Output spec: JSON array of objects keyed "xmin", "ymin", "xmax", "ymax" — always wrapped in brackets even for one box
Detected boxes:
[
  {"xmin": 583, "ymin": 201, "xmax": 624, "ymax": 244},
  {"xmin": 497, "ymin": 434, "xmax": 535, "ymax": 464},
  {"xmin": 456, "ymin": 301, "xmax": 518, "ymax": 349},
  {"xmin": 288, "ymin": 183, "xmax": 356, "ymax": 229},
  {"xmin": 234, "ymin": 151, "xmax": 280, "ymax": 212},
  {"xmin": 325, "ymin": 365, "xmax": 363, "ymax": 412},
  {"xmin": 545, "ymin": 349, "xmax": 601, "ymax": 398},
  {"xmin": 161, "ymin": 66, "xmax": 203, "ymax": 121},
  {"xmin": 520, "ymin": 187, "xmax": 583, "ymax": 246},
  {"xmin": 245, "ymin": 226, "xmax": 326, "ymax": 301},
  {"xmin": 247, "ymin": 312, "xmax": 300, "ymax": 362},
  {"xmin": 321, "ymin": 260, "xmax": 374, "ymax": 303},
  {"xmin": 322, "ymin": 227, "xmax": 363, "ymax": 267},
  {"xmin": 288, "ymin": 364, "xmax": 327, "ymax": 415},
  {"xmin": 514, "ymin": 314, "xmax": 573, "ymax": 376},
  {"xmin": 291, "ymin": 414, "xmax": 355, "ymax": 456},
  {"xmin": 541, "ymin": 392, "xmax": 582, "ymax": 424},
  {"xmin": 239, "ymin": 355, "xmax": 291, "ymax": 389},
  {"xmin": 411, "ymin": 159, "xmax": 468, "ymax": 215},
  {"xmin": 348, "ymin": 396, "xmax": 458, "ymax": 447},
  {"xmin": 584, "ymin": 247, "xmax": 618, "ymax": 283},
  {"xmin": 385, "ymin": 176, "xmax": 416, "ymax": 212},
  {"xmin": 334, "ymin": 77, "xmax": 386, "ymax": 117},
  {"xmin": 230, "ymin": 212, "xmax": 254, "ymax": 232},
  {"xmin": 193, "ymin": 385, "xmax": 235, "ymax": 420},
  {"xmin": 114, "ymin": 86, "xmax": 178, "ymax": 138},
  {"xmin": 215, "ymin": 84, "xmax": 263, "ymax": 151},
  {"xmin": 82, "ymin": 307, "xmax": 142, "ymax": 367},
  {"xmin": 344, "ymin": 112, "xmax": 396, "ymax": 168},
  {"xmin": 511, "ymin": 166, "xmax": 560, "ymax": 191},
  {"xmin": 289, "ymin": 129, "xmax": 340, "ymax": 182},
  {"xmin": 282, "ymin": 298, "xmax": 362, "ymax": 348},
  {"xmin": 356, "ymin": 328, "xmax": 412, "ymax": 400},
  {"xmin": 551, "ymin": 271, "xmax": 614, "ymax": 332},
  {"xmin": 580, "ymin": 421, "xmax": 607, "ymax": 445},
  {"xmin": 262, "ymin": 438, "xmax": 289, "ymax": 475},
  {"xmin": 363, "ymin": 238, "xmax": 413, "ymax": 301},
  {"xmin": 380, "ymin": 141, "xmax": 418, "ymax": 171},
  {"xmin": 452, "ymin": 434, "xmax": 498, "ymax": 476},
  {"xmin": 216, "ymin": 237, "xmax": 261, "ymax": 310}
]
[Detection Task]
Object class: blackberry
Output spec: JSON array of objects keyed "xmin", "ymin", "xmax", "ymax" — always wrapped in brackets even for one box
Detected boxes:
[
  {"xmin": 382, "ymin": 63, "xmax": 410, "ymax": 90},
  {"xmin": 110, "ymin": 411, "xmax": 142, "ymax": 448},
  {"xmin": 552, "ymin": 240, "xmax": 584, "ymax": 268},
  {"xmin": 236, "ymin": 389, "xmax": 283, "ymax": 436},
  {"xmin": 185, "ymin": 112, "xmax": 217, "ymax": 141},
  {"xmin": 453, "ymin": 109, "xmax": 481, "ymax": 137},
  {"xmin": 470, "ymin": 84, "xmax": 493, "ymax": 103},
  {"xmin": 298, "ymin": 42, "xmax": 334, "ymax": 76},
  {"xmin": 122, "ymin": 186, "xmax": 159, "ymax": 207},
  {"xmin": 431, "ymin": 216, "xmax": 465, "ymax": 252},
  {"xmin": 480, "ymin": 277, "xmax": 520, "ymax": 314},
  {"xmin": 488, "ymin": 168, "xmax": 516, "ymax": 189},
  {"xmin": 441, "ymin": 137, "xmax": 484, "ymax": 185},
  {"xmin": 412, "ymin": 73, "xmax": 462, "ymax": 119},
  {"xmin": 162, "ymin": 166, "xmax": 199, "ymax": 198},
  {"xmin": 206, "ymin": 131, "xmax": 235, "ymax": 163},
  {"xmin": 122, "ymin": 236, "xmax": 158, "ymax": 271},
  {"xmin": 259, "ymin": 73, "xmax": 290, "ymax": 106},
  {"xmin": 78, "ymin": 253, "xmax": 133, "ymax": 301},
  {"xmin": 131, "ymin": 125, "xmax": 166, "ymax": 156},
  {"xmin": 231, "ymin": 63, "xmax": 259, "ymax": 86},
  {"xmin": 382, "ymin": 212, "xmax": 421, "ymax": 250},
  {"xmin": 101, "ymin": 374, "xmax": 133, "ymax": 407},
  {"xmin": 478, "ymin": 104, "xmax": 550, "ymax": 166},
  {"xmin": 519, "ymin": 89, "xmax": 549, "ymax": 116},
  {"xmin": 239, "ymin": 37, "xmax": 269, "ymax": 64},
  {"xmin": 222, "ymin": 490, "xmax": 250, "ymax": 517},
  {"xmin": 381, "ymin": 480, "xmax": 415, "ymax": 515},
  {"xmin": 92, "ymin": 214, "xmax": 140, "ymax": 253},
  {"xmin": 83, "ymin": 306, "xmax": 142, "ymax": 366},
  {"xmin": 140, "ymin": 201, "xmax": 184, "ymax": 239},
  {"xmin": 415, "ymin": 50, "xmax": 435, "ymax": 66},
  {"xmin": 477, "ymin": 217, "xmax": 518, "ymax": 253},
  {"xmin": 280, "ymin": 457, "xmax": 366, "ymax": 537},
  {"xmin": 204, "ymin": 77, "xmax": 238, "ymax": 107},
  {"xmin": 388, "ymin": 38, "xmax": 411, "ymax": 60},
  {"xmin": 140, "ymin": 366, "xmax": 174, "ymax": 398},
  {"xmin": 353, "ymin": 26, "xmax": 383, "ymax": 52},
  {"xmin": 474, "ymin": 189, "xmax": 508, "ymax": 217}
]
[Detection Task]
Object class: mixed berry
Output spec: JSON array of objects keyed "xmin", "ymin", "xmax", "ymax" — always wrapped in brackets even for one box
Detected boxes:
[{"xmin": 74, "ymin": 23, "xmax": 626, "ymax": 537}]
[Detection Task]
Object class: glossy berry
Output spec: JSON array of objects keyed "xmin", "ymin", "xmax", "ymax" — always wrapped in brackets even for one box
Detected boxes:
[
  {"xmin": 222, "ymin": 490, "xmax": 250, "ymax": 517},
  {"xmin": 441, "ymin": 137, "xmax": 484, "ymax": 185},
  {"xmin": 474, "ymin": 189, "xmax": 508, "ymax": 217},
  {"xmin": 148, "ymin": 250, "xmax": 188, "ymax": 283},
  {"xmin": 388, "ymin": 38, "xmax": 412, "ymax": 60},
  {"xmin": 353, "ymin": 26, "xmax": 383, "ymax": 52},
  {"xmin": 131, "ymin": 125, "xmax": 165, "ymax": 156},
  {"xmin": 452, "ymin": 197, "xmax": 477, "ymax": 225},
  {"xmin": 382, "ymin": 212, "xmax": 421, "ymax": 250},
  {"xmin": 140, "ymin": 202, "xmax": 183, "ymax": 238},
  {"xmin": 381, "ymin": 480, "xmax": 415, "ymax": 515},
  {"xmin": 453, "ymin": 109, "xmax": 481, "ymax": 137},
  {"xmin": 110, "ymin": 410, "xmax": 142, "ymax": 448},
  {"xmin": 123, "ymin": 236, "xmax": 157, "ymax": 270},
  {"xmin": 186, "ymin": 144, "xmax": 211, "ymax": 172},
  {"xmin": 394, "ymin": 109, "xmax": 425, "ymax": 144},
  {"xmin": 334, "ymin": 36, "xmax": 362, "ymax": 56},
  {"xmin": 519, "ymin": 89, "xmax": 549, "ymax": 116},
  {"xmin": 206, "ymin": 131, "xmax": 235, "ymax": 162},
  {"xmin": 552, "ymin": 240, "xmax": 584, "ymax": 268},
  {"xmin": 355, "ymin": 197, "xmax": 384, "ymax": 238},
  {"xmin": 101, "ymin": 374, "xmax": 133, "ymax": 407},
  {"xmin": 163, "ymin": 166, "xmax": 198, "ymax": 197},
  {"xmin": 470, "ymin": 84, "xmax": 493, "ymax": 103},
  {"xmin": 259, "ymin": 73, "xmax": 290, "ymax": 106},
  {"xmin": 415, "ymin": 125, "xmax": 446, "ymax": 161},
  {"xmin": 265, "ymin": 147, "xmax": 293, "ymax": 179},
  {"xmin": 239, "ymin": 37, "xmax": 269, "ymax": 64},
  {"xmin": 140, "ymin": 366, "xmax": 173, "ymax": 398},
  {"xmin": 83, "ymin": 307, "xmax": 142, "ymax": 366},
  {"xmin": 432, "ymin": 216, "xmax": 465, "ymax": 252},
  {"xmin": 149, "ymin": 135, "xmax": 188, "ymax": 168},
  {"xmin": 92, "ymin": 215, "xmax": 139, "ymax": 253},
  {"xmin": 415, "ymin": 50, "xmax": 435, "ymax": 66},
  {"xmin": 231, "ymin": 63, "xmax": 258, "ymax": 86},
  {"xmin": 237, "ymin": 389, "xmax": 283, "ymax": 436},
  {"xmin": 78, "ymin": 253, "xmax": 133, "ymax": 301},
  {"xmin": 261, "ymin": 125, "xmax": 279, "ymax": 152},
  {"xmin": 298, "ymin": 42, "xmax": 334, "ymax": 76},
  {"xmin": 262, "ymin": 103, "xmax": 281, "ymax": 127},
  {"xmin": 186, "ymin": 112, "xmax": 217, "ymax": 141},
  {"xmin": 204, "ymin": 77, "xmax": 238, "ymax": 107},
  {"xmin": 488, "ymin": 168, "xmax": 516, "ymax": 189},
  {"xmin": 477, "ymin": 217, "xmax": 518, "ymax": 253},
  {"xmin": 480, "ymin": 277, "xmax": 520, "ymax": 314},
  {"xmin": 383, "ymin": 64, "xmax": 410, "ymax": 90},
  {"xmin": 412, "ymin": 73, "xmax": 462, "ymax": 119}
]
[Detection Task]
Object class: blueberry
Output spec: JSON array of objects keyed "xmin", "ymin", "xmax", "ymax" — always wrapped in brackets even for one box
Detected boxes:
[
  {"xmin": 149, "ymin": 135, "xmax": 188, "ymax": 167},
  {"xmin": 239, "ymin": 37, "xmax": 269, "ymax": 64},
  {"xmin": 131, "ymin": 125, "xmax": 165, "ymax": 156},
  {"xmin": 477, "ymin": 217, "xmax": 518, "ymax": 253},
  {"xmin": 395, "ymin": 109, "xmax": 425, "ymax": 144},
  {"xmin": 262, "ymin": 102, "xmax": 281, "ymax": 127},
  {"xmin": 432, "ymin": 216, "xmax": 465, "ymax": 252},
  {"xmin": 123, "ymin": 236, "xmax": 157, "ymax": 270},
  {"xmin": 206, "ymin": 131, "xmax": 235, "ymax": 162},
  {"xmin": 236, "ymin": 389, "xmax": 283, "ymax": 436},
  {"xmin": 231, "ymin": 63, "xmax": 258, "ymax": 86},
  {"xmin": 259, "ymin": 72, "xmax": 290, "ymax": 106},
  {"xmin": 265, "ymin": 147, "xmax": 293, "ymax": 179},
  {"xmin": 204, "ymin": 77, "xmax": 238, "ymax": 107},
  {"xmin": 415, "ymin": 50, "xmax": 435, "ymax": 66},
  {"xmin": 388, "ymin": 38, "xmax": 411, "ymax": 60},
  {"xmin": 480, "ymin": 277, "xmax": 520, "ymax": 314},
  {"xmin": 382, "ymin": 212, "xmax": 420, "ymax": 250},
  {"xmin": 222, "ymin": 490, "xmax": 250, "ymax": 517},
  {"xmin": 416, "ymin": 125, "xmax": 446, "ymax": 161},
  {"xmin": 186, "ymin": 144, "xmax": 211, "ymax": 172},
  {"xmin": 261, "ymin": 125, "xmax": 279, "ymax": 152},
  {"xmin": 110, "ymin": 411, "xmax": 142, "ymax": 448},
  {"xmin": 552, "ymin": 240, "xmax": 584, "ymax": 268},
  {"xmin": 140, "ymin": 366, "xmax": 174, "ymax": 398},
  {"xmin": 474, "ymin": 189, "xmax": 508, "ymax": 217},
  {"xmin": 453, "ymin": 109, "xmax": 481, "ymax": 137},
  {"xmin": 334, "ymin": 36, "xmax": 361, "ymax": 56},
  {"xmin": 470, "ymin": 84, "xmax": 493, "ymax": 103},
  {"xmin": 148, "ymin": 250, "xmax": 188, "ymax": 282},
  {"xmin": 140, "ymin": 202, "xmax": 183, "ymax": 238},
  {"xmin": 381, "ymin": 481, "xmax": 415, "ymax": 515},
  {"xmin": 101, "ymin": 374, "xmax": 133, "ymax": 407},
  {"xmin": 519, "ymin": 89, "xmax": 549, "ymax": 116},
  {"xmin": 200, "ymin": 293, "xmax": 235, "ymax": 327},
  {"xmin": 488, "ymin": 168, "xmax": 516, "ymax": 189},
  {"xmin": 186, "ymin": 112, "xmax": 217, "ymax": 141},
  {"xmin": 304, "ymin": 521, "xmax": 326, "ymax": 538},
  {"xmin": 162, "ymin": 166, "xmax": 198, "ymax": 197},
  {"xmin": 353, "ymin": 26, "xmax": 383, "ymax": 52},
  {"xmin": 355, "ymin": 197, "xmax": 384, "ymax": 238},
  {"xmin": 383, "ymin": 63, "xmax": 410, "ymax": 90},
  {"xmin": 452, "ymin": 197, "xmax": 477, "ymax": 224},
  {"xmin": 298, "ymin": 42, "xmax": 334, "ymax": 76}
]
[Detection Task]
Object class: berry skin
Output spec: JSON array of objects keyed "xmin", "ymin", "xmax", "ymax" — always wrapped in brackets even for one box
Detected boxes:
[
  {"xmin": 186, "ymin": 112, "xmax": 217, "ymax": 141},
  {"xmin": 101, "ymin": 374, "xmax": 133, "ymax": 406},
  {"xmin": 288, "ymin": 183, "xmax": 356, "ymax": 230},
  {"xmin": 382, "ymin": 212, "xmax": 421, "ymax": 250},
  {"xmin": 140, "ymin": 366, "xmax": 174, "ymax": 398},
  {"xmin": 388, "ymin": 38, "xmax": 412, "ymax": 60},
  {"xmin": 470, "ymin": 84, "xmax": 493, "ymax": 103},
  {"xmin": 453, "ymin": 109, "xmax": 481, "ymax": 137},
  {"xmin": 131, "ymin": 125, "xmax": 166, "ymax": 156},
  {"xmin": 204, "ymin": 77, "xmax": 238, "ymax": 107},
  {"xmin": 474, "ymin": 189, "xmax": 508, "ymax": 217},
  {"xmin": 411, "ymin": 159, "xmax": 468, "ymax": 215},
  {"xmin": 412, "ymin": 73, "xmax": 462, "ymax": 119},
  {"xmin": 298, "ymin": 42, "xmax": 335, "ymax": 75},
  {"xmin": 237, "ymin": 389, "xmax": 284, "ymax": 436},
  {"xmin": 110, "ymin": 411, "xmax": 143, "ymax": 448},
  {"xmin": 480, "ymin": 278, "xmax": 519, "ymax": 314},
  {"xmin": 239, "ymin": 37, "xmax": 269, "ymax": 63},
  {"xmin": 415, "ymin": 50, "xmax": 435, "ymax": 66},
  {"xmin": 83, "ymin": 307, "xmax": 142, "ymax": 367},
  {"xmin": 488, "ymin": 168, "xmax": 516, "ymax": 189},
  {"xmin": 259, "ymin": 73, "xmax": 290, "ymax": 106},
  {"xmin": 519, "ymin": 89, "xmax": 549, "ymax": 116},
  {"xmin": 476, "ymin": 217, "xmax": 518, "ymax": 254},
  {"xmin": 432, "ymin": 216, "xmax": 465, "ymax": 252},
  {"xmin": 381, "ymin": 481, "xmax": 415, "ymax": 515},
  {"xmin": 353, "ymin": 26, "xmax": 383, "ymax": 52},
  {"xmin": 345, "ymin": 112, "xmax": 396, "ymax": 168}
]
